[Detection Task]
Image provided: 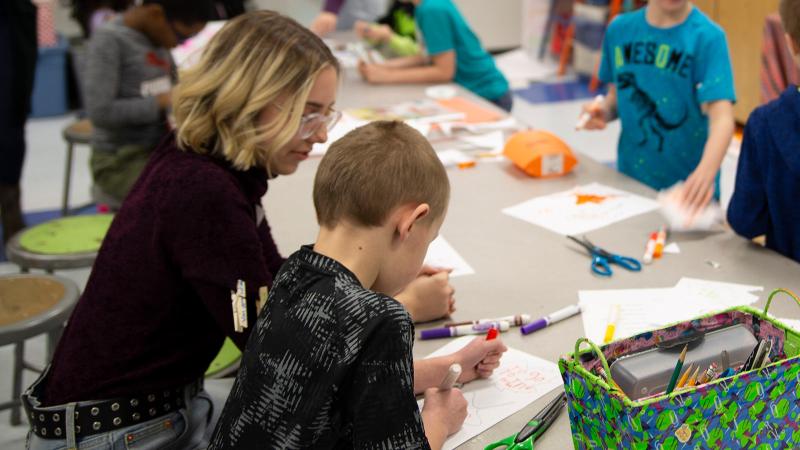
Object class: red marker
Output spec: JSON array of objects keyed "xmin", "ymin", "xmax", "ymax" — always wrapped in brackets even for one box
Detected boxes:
[{"xmin": 486, "ymin": 327, "xmax": 499, "ymax": 340}]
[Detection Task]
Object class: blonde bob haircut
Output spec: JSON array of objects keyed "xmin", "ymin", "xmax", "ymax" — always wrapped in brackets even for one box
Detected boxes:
[{"xmin": 172, "ymin": 11, "xmax": 339, "ymax": 172}]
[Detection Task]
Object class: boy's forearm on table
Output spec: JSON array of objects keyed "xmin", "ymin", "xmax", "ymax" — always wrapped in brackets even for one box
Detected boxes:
[
  {"xmin": 380, "ymin": 54, "xmax": 428, "ymax": 69},
  {"xmin": 380, "ymin": 65, "xmax": 451, "ymax": 84}
]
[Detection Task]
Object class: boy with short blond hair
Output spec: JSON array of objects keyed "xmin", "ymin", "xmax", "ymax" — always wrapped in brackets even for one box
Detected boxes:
[
  {"xmin": 728, "ymin": 0, "xmax": 800, "ymax": 263},
  {"xmin": 210, "ymin": 121, "xmax": 507, "ymax": 450}
]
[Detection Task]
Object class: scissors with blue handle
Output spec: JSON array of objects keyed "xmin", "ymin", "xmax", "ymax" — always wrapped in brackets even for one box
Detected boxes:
[
  {"xmin": 567, "ymin": 235, "xmax": 641, "ymax": 277},
  {"xmin": 484, "ymin": 392, "xmax": 567, "ymax": 450}
]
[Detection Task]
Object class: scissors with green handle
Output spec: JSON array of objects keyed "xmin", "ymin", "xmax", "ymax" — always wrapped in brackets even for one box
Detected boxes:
[{"xmin": 484, "ymin": 391, "xmax": 567, "ymax": 450}]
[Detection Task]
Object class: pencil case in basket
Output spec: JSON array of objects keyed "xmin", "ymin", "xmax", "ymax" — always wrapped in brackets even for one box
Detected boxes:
[{"xmin": 558, "ymin": 289, "xmax": 800, "ymax": 449}]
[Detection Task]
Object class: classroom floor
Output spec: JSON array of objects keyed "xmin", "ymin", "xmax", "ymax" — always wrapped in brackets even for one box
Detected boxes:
[{"xmin": 0, "ymin": 78, "xmax": 617, "ymax": 448}]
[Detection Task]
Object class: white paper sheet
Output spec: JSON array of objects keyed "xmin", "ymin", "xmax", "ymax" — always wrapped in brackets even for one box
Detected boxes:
[
  {"xmin": 419, "ymin": 336, "xmax": 563, "ymax": 450},
  {"xmin": 310, "ymin": 110, "xmax": 439, "ymax": 157},
  {"xmin": 424, "ymin": 236, "xmax": 475, "ymax": 278},
  {"xmin": 438, "ymin": 117, "xmax": 518, "ymax": 137},
  {"xmin": 502, "ymin": 183, "xmax": 660, "ymax": 235},
  {"xmin": 578, "ymin": 278, "xmax": 762, "ymax": 344},
  {"xmin": 457, "ymin": 131, "xmax": 505, "ymax": 152},
  {"xmin": 310, "ymin": 114, "xmax": 368, "ymax": 156}
]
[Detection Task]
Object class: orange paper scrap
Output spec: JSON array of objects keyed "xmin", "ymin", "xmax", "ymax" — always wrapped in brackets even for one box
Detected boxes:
[
  {"xmin": 503, "ymin": 130, "xmax": 578, "ymax": 178},
  {"xmin": 436, "ymin": 97, "xmax": 503, "ymax": 123}
]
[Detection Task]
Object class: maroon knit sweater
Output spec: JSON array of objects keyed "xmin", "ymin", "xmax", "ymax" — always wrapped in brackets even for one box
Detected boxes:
[{"xmin": 43, "ymin": 133, "xmax": 285, "ymax": 405}]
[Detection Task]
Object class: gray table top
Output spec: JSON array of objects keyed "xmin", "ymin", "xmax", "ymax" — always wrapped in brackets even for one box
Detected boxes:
[{"xmin": 264, "ymin": 67, "xmax": 800, "ymax": 449}]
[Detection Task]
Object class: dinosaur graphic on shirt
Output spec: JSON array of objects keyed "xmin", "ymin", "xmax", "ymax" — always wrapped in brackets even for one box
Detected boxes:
[{"xmin": 617, "ymin": 72, "xmax": 688, "ymax": 153}]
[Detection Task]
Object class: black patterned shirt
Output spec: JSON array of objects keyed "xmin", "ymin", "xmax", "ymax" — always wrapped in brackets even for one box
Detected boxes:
[{"xmin": 209, "ymin": 245, "xmax": 430, "ymax": 449}]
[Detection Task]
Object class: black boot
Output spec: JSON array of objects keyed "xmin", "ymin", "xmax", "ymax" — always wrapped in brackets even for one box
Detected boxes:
[{"xmin": 0, "ymin": 183, "xmax": 25, "ymax": 244}]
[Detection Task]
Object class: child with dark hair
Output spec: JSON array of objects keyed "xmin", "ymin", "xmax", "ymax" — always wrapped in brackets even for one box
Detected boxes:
[
  {"xmin": 68, "ymin": 0, "xmax": 133, "ymax": 38},
  {"xmin": 84, "ymin": 0, "xmax": 212, "ymax": 204}
]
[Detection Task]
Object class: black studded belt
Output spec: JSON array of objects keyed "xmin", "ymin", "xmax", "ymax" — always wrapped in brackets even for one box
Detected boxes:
[{"xmin": 22, "ymin": 374, "xmax": 203, "ymax": 440}]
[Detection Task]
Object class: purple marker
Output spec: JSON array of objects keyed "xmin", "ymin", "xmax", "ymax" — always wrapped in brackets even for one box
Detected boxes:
[
  {"xmin": 521, "ymin": 304, "xmax": 581, "ymax": 335},
  {"xmin": 420, "ymin": 321, "xmax": 510, "ymax": 340}
]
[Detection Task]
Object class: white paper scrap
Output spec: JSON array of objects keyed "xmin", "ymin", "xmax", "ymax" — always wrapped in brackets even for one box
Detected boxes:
[
  {"xmin": 663, "ymin": 242, "xmax": 681, "ymax": 254},
  {"xmin": 437, "ymin": 149, "xmax": 476, "ymax": 168},
  {"xmin": 419, "ymin": 336, "xmax": 563, "ymax": 450},
  {"xmin": 458, "ymin": 130, "xmax": 505, "ymax": 152}
]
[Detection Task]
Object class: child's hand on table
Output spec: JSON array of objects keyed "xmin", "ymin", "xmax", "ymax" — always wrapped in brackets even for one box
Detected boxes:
[
  {"xmin": 454, "ymin": 336, "xmax": 508, "ymax": 382},
  {"xmin": 310, "ymin": 12, "xmax": 337, "ymax": 37},
  {"xmin": 358, "ymin": 61, "xmax": 391, "ymax": 83},
  {"xmin": 354, "ymin": 21, "xmax": 393, "ymax": 43},
  {"xmin": 395, "ymin": 266, "xmax": 455, "ymax": 323},
  {"xmin": 681, "ymin": 162, "xmax": 716, "ymax": 216}
]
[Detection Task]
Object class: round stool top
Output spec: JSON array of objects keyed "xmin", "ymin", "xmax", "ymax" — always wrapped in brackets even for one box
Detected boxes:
[
  {"xmin": 0, "ymin": 274, "xmax": 80, "ymax": 345},
  {"xmin": 62, "ymin": 119, "xmax": 92, "ymax": 144},
  {"xmin": 6, "ymin": 214, "xmax": 113, "ymax": 271},
  {"xmin": 19, "ymin": 215, "xmax": 113, "ymax": 254}
]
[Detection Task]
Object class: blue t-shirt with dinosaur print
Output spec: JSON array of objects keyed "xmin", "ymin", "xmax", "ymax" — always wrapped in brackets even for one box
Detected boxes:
[{"xmin": 598, "ymin": 7, "xmax": 735, "ymax": 192}]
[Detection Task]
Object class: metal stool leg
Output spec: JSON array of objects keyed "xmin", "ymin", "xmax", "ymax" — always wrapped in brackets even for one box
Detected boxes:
[
  {"xmin": 62, "ymin": 142, "xmax": 74, "ymax": 216},
  {"xmin": 11, "ymin": 341, "xmax": 24, "ymax": 426}
]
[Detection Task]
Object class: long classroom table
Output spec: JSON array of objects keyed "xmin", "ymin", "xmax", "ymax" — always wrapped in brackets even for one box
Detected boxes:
[{"xmin": 265, "ymin": 67, "xmax": 800, "ymax": 449}]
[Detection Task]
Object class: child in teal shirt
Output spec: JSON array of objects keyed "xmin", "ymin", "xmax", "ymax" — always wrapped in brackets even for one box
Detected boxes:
[
  {"xmin": 582, "ymin": 0, "xmax": 735, "ymax": 212},
  {"xmin": 358, "ymin": 0, "xmax": 512, "ymax": 111}
]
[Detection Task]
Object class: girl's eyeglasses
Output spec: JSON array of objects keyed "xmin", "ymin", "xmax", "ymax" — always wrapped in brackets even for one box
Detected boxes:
[{"xmin": 297, "ymin": 110, "xmax": 342, "ymax": 139}]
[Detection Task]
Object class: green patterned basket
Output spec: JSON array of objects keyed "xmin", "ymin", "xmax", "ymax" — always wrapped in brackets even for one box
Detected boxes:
[{"xmin": 559, "ymin": 289, "xmax": 800, "ymax": 449}]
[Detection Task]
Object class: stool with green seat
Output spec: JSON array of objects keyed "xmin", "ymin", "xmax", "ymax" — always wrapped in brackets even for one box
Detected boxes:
[
  {"xmin": 205, "ymin": 337, "xmax": 241, "ymax": 379},
  {"xmin": 5, "ymin": 214, "xmax": 113, "ymax": 273}
]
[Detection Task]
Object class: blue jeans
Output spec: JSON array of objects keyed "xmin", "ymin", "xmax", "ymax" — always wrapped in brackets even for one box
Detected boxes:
[{"xmin": 26, "ymin": 391, "xmax": 213, "ymax": 450}]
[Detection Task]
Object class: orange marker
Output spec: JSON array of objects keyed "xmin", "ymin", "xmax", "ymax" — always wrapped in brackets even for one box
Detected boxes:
[
  {"xmin": 457, "ymin": 161, "xmax": 476, "ymax": 169},
  {"xmin": 654, "ymin": 227, "xmax": 667, "ymax": 259}
]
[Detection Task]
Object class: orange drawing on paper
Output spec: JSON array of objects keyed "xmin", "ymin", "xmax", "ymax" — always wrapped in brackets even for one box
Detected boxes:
[{"xmin": 575, "ymin": 194, "xmax": 612, "ymax": 205}]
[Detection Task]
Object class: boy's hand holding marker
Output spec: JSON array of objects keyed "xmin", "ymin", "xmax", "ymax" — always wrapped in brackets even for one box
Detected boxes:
[
  {"xmin": 421, "ymin": 373, "xmax": 467, "ymax": 450},
  {"xmin": 453, "ymin": 333, "xmax": 508, "ymax": 381},
  {"xmin": 576, "ymin": 95, "xmax": 609, "ymax": 130}
]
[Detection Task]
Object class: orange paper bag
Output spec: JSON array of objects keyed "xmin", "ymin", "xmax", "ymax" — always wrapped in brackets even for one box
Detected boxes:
[{"xmin": 503, "ymin": 130, "xmax": 578, "ymax": 177}]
